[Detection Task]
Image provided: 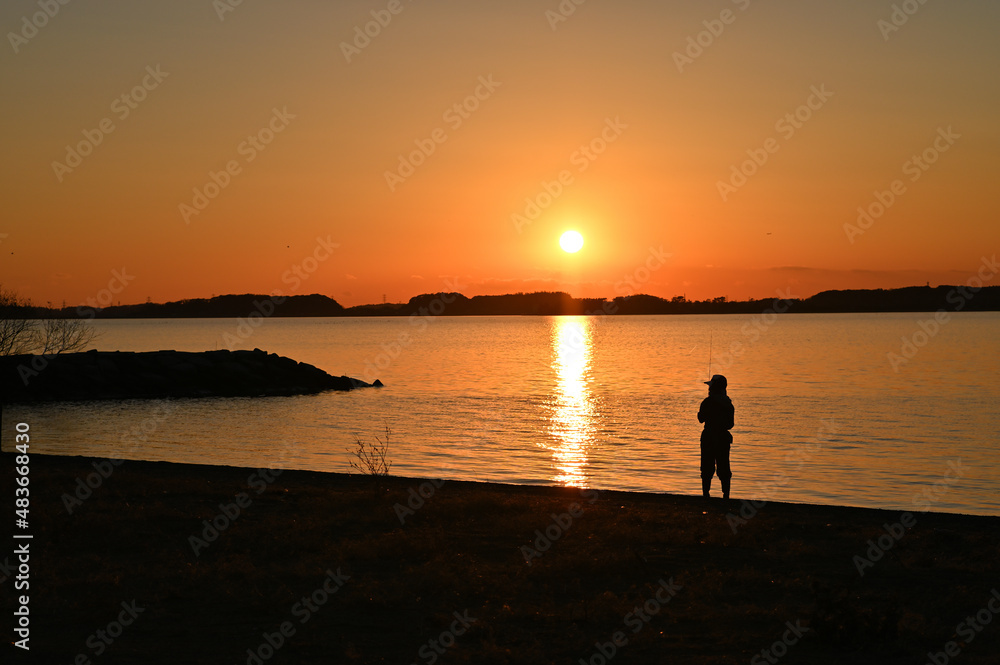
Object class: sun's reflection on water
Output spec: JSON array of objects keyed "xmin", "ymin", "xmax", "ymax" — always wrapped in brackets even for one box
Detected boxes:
[{"xmin": 547, "ymin": 317, "xmax": 596, "ymax": 486}]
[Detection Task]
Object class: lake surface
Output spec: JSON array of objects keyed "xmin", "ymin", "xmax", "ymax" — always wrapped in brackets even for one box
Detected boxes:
[{"xmin": 4, "ymin": 313, "xmax": 999, "ymax": 515}]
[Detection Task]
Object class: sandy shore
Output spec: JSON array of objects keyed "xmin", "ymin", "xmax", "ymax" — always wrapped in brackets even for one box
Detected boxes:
[{"xmin": 3, "ymin": 453, "xmax": 999, "ymax": 664}]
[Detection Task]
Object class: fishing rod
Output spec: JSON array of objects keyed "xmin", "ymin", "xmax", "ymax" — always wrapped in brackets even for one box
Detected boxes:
[{"xmin": 708, "ymin": 331, "xmax": 713, "ymax": 380}]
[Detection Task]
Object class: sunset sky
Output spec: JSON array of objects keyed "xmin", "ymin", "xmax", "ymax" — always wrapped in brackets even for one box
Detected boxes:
[{"xmin": 2, "ymin": 0, "xmax": 998, "ymax": 307}]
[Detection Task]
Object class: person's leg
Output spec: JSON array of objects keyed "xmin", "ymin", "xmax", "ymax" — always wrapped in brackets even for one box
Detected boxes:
[
  {"xmin": 700, "ymin": 439, "xmax": 714, "ymax": 497},
  {"xmin": 717, "ymin": 442, "xmax": 732, "ymax": 499}
]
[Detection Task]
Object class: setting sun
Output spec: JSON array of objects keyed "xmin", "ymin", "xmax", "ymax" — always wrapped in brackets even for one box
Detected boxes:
[{"xmin": 559, "ymin": 231, "xmax": 585, "ymax": 254}]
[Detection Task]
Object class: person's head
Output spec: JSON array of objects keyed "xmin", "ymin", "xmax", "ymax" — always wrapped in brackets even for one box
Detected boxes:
[{"xmin": 704, "ymin": 374, "xmax": 728, "ymax": 394}]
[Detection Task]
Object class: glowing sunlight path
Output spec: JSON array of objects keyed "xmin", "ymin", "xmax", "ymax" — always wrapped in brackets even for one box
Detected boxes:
[{"xmin": 547, "ymin": 317, "xmax": 597, "ymax": 486}]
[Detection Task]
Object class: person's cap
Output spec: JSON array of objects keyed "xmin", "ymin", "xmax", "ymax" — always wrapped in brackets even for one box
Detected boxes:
[{"xmin": 704, "ymin": 374, "xmax": 727, "ymax": 388}]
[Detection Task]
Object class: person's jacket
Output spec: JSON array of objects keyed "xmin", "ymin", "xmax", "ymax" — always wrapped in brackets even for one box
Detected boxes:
[{"xmin": 698, "ymin": 393, "xmax": 734, "ymax": 434}]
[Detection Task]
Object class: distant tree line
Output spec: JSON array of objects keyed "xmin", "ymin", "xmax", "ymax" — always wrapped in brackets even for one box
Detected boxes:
[{"xmin": 4, "ymin": 285, "xmax": 999, "ymax": 324}]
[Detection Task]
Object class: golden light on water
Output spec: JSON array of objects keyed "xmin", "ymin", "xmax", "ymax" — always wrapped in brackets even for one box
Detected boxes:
[{"xmin": 547, "ymin": 317, "xmax": 596, "ymax": 486}]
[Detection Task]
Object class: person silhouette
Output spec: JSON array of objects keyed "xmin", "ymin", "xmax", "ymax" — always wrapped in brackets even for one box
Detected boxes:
[{"xmin": 698, "ymin": 374, "xmax": 734, "ymax": 498}]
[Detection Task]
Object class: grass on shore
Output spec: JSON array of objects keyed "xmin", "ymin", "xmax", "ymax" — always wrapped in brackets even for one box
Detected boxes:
[{"xmin": 4, "ymin": 453, "xmax": 999, "ymax": 664}]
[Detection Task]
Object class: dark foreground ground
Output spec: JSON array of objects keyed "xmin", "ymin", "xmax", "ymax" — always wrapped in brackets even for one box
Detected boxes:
[{"xmin": 3, "ymin": 453, "xmax": 999, "ymax": 664}]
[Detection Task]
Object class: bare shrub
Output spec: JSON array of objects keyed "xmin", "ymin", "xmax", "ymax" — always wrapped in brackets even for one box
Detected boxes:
[
  {"xmin": 0, "ymin": 286, "xmax": 99, "ymax": 355},
  {"xmin": 37, "ymin": 318, "xmax": 98, "ymax": 354},
  {"xmin": 348, "ymin": 424, "xmax": 392, "ymax": 482}
]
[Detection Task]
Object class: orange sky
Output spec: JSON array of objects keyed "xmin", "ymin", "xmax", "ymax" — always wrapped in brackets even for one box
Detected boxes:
[{"xmin": 2, "ymin": 0, "xmax": 998, "ymax": 307}]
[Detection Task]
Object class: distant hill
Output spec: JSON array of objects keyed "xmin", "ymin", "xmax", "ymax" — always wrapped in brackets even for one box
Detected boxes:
[
  {"xmin": 7, "ymin": 285, "xmax": 999, "ymax": 319},
  {"xmin": 83, "ymin": 293, "xmax": 345, "ymax": 318},
  {"xmin": 796, "ymin": 285, "xmax": 1000, "ymax": 313},
  {"xmin": 337, "ymin": 286, "xmax": 1000, "ymax": 316}
]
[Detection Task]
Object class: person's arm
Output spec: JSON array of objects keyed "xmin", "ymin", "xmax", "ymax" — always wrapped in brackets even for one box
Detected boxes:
[
  {"xmin": 697, "ymin": 398, "xmax": 706, "ymax": 423},
  {"xmin": 726, "ymin": 402, "xmax": 735, "ymax": 430}
]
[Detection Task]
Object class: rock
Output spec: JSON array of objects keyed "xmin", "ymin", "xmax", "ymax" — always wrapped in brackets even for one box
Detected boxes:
[{"xmin": 0, "ymin": 350, "xmax": 382, "ymax": 403}]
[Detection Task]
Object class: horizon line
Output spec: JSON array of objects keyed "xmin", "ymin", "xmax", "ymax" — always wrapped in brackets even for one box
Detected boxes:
[{"xmin": 12, "ymin": 282, "xmax": 994, "ymax": 313}]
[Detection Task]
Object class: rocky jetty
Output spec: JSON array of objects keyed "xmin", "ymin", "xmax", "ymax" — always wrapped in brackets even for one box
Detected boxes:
[{"xmin": 1, "ymin": 349, "xmax": 382, "ymax": 403}]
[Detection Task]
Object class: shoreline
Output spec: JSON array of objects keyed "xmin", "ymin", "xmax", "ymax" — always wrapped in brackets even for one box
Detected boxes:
[
  {"xmin": 9, "ymin": 447, "xmax": 996, "ymax": 518},
  {"xmin": 4, "ymin": 453, "xmax": 999, "ymax": 663}
]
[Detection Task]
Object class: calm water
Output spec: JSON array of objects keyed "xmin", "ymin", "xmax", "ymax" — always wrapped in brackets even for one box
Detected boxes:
[{"xmin": 4, "ymin": 313, "xmax": 999, "ymax": 515}]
